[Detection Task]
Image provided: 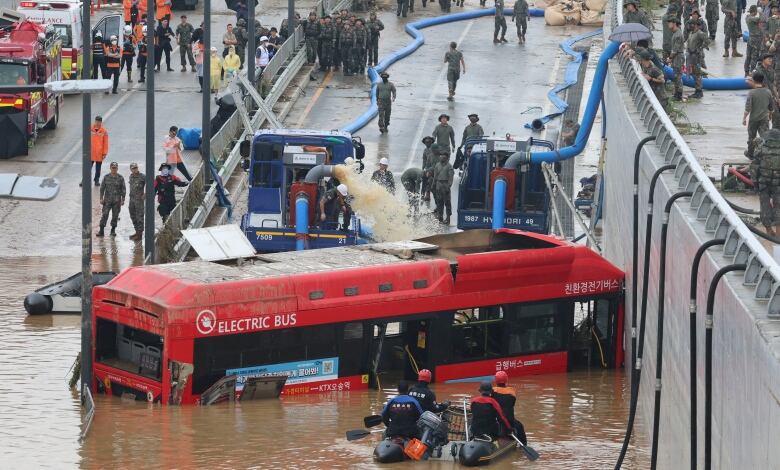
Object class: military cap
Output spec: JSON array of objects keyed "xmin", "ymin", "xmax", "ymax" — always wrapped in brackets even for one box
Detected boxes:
[
  {"xmin": 438, "ymin": 113, "xmax": 450, "ymax": 121},
  {"xmin": 636, "ymin": 49, "xmax": 653, "ymax": 60},
  {"xmin": 380, "ymin": 71, "xmax": 389, "ymax": 78},
  {"xmin": 761, "ymin": 53, "xmax": 774, "ymax": 61},
  {"xmin": 624, "ymin": 0, "xmax": 637, "ymax": 6},
  {"xmin": 109, "ymin": 161, "xmax": 118, "ymax": 168},
  {"xmin": 666, "ymin": 16, "xmax": 681, "ymax": 25},
  {"xmin": 159, "ymin": 163, "xmax": 172, "ymax": 170},
  {"xmin": 422, "ymin": 136, "xmax": 435, "ymax": 144},
  {"xmin": 468, "ymin": 113, "xmax": 479, "ymax": 119}
]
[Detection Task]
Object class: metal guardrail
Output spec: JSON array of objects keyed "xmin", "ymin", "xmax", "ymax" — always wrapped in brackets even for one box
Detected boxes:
[{"xmin": 606, "ymin": 0, "xmax": 780, "ymax": 315}]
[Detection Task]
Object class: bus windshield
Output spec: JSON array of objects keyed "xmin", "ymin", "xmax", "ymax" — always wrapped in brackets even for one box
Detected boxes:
[{"xmin": 0, "ymin": 64, "xmax": 29, "ymax": 86}]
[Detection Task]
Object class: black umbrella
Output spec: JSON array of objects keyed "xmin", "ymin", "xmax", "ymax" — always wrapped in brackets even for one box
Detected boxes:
[{"xmin": 608, "ymin": 23, "xmax": 652, "ymax": 43}]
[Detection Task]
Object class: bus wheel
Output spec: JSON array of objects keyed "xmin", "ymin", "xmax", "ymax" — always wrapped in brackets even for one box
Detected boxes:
[{"xmin": 45, "ymin": 103, "xmax": 59, "ymax": 130}]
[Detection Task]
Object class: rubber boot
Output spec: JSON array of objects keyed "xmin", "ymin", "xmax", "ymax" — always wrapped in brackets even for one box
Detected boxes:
[
  {"xmin": 500, "ymin": 35, "xmax": 507, "ymax": 43},
  {"xmin": 493, "ymin": 36, "xmax": 499, "ymax": 44},
  {"xmin": 732, "ymin": 48, "xmax": 743, "ymax": 57},
  {"xmin": 444, "ymin": 215, "xmax": 451, "ymax": 225},
  {"xmin": 723, "ymin": 48, "xmax": 729, "ymax": 57},
  {"xmin": 129, "ymin": 230, "xmax": 140, "ymax": 240},
  {"xmin": 127, "ymin": 70, "xmax": 133, "ymax": 82},
  {"xmin": 110, "ymin": 227, "xmax": 116, "ymax": 237},
  {"xmin": 96, "ymin": 226, "xmax": 105, "ymax": 237},
  {"xmin": 689, "ymin": 89, "xmax": 703, "ymax": 99},
  {"xmin": 673, "ymin": 91, "xmax": 683, "ymax": 101}
]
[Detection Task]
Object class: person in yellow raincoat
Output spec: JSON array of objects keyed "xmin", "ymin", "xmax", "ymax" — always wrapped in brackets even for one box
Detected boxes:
[
  {"xmin": 209, "ymin": 46, "xmax": 223, "ymax": 93},
  {"xmin": 223, "ymin": 45, "xmax": 241, "ymax": 81}
]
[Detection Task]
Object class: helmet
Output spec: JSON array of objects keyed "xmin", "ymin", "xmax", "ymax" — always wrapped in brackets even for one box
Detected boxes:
[
  {"xmin": 418, "ymin": 369, "xmax": 432, "ymax": 383},
  {"xmin": 495, "ymin": 370, "xmax": 508, "ymax": 385},
  {"xmin": 337, "ymin": 184, "xmax": 348, "ymax": 196},
  {"xmin": 379, "ymin": 157, "xmax": 389, "ymax": 166},
  {"xmin": 110, "ymin": 34, "xmax": 117, "ymax": 41},
  {"xmin": 124, "ymin": 25, "xmax": 132, "ymax": 34}
]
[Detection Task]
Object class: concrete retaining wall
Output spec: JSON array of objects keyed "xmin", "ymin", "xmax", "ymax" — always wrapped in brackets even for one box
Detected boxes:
[{"xmin": 603, "ymin": 62, "xmax": 780, "ymax": 468}]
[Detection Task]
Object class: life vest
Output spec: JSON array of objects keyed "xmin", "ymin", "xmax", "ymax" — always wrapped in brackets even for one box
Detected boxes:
[{"xmin": 105, "ymin": 45, "xmax": 121, "ymax": 67}]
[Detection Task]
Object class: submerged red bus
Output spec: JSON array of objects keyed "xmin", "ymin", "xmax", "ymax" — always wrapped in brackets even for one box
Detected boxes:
[{"xmin": 91, "ymin": 229, "xmax": 624, "ymax": 405}]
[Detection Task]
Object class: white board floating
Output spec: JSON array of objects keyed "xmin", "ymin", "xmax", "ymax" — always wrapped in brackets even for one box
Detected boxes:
[
  {"xmin": 181, "ymin": 224, "xmax": 256, "ymax": 262},
  {"xmin": 0, "ymin": 173, "xmax": 60, "ymax": 201}
]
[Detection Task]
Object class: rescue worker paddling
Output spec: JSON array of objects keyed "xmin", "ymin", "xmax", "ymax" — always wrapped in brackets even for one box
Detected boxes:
[
  {"xmin": 469, "ymin": 381, "xmax": 511, "ymax": 440},
  {"xmin": 381, "ymin": 381, "xmax": 424, "ymax": 439},
  {"xmin": 492, "ymin": 371, "xmax": 528, "ymax": 445}
]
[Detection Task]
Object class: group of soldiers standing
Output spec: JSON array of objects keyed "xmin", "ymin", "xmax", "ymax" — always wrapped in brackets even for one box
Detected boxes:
[{"xmin": 303, "ymin": 10, "xmax": 385, "ymax": 75}]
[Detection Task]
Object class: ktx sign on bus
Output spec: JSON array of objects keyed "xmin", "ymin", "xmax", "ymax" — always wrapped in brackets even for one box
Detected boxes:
[{"xmin": 195, "ymin": 309, "xmax": 297, "ymax": 336}]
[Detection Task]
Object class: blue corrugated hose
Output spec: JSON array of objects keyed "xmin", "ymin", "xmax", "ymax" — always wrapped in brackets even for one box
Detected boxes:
[{"xmin": 524, "ymin": 29, "xmax": 603, "ymax": 129}]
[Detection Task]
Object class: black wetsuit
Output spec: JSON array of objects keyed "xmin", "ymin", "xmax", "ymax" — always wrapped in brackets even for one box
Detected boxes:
[
  {"xmin": 492, "ymin": 386, "xmax": 528, "ymax": 445},
  {"xmin": 470, "ymin": 395, "xmax": 511, "ymax": 439},
  {"xmin": 409, "ymin": 382, "xmax": 447, "ymax": 413}
]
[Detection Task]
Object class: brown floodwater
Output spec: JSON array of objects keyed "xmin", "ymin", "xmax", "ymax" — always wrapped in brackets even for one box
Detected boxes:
[{"xmin": 0, "ymin": 256, "xmax": 649, "ymax": 469}]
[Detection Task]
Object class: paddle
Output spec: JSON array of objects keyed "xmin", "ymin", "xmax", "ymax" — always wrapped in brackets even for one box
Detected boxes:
[
  {"xmin": 509, "ymin": 433, "xmax": 540, "ymax": 462},
  {"xmin": 364, "ymin": 414, "xmax": 383, "ymax": 428},
  {"xmin": 346, "ymin": 428, "xmax": 384, "ymax": 441}
]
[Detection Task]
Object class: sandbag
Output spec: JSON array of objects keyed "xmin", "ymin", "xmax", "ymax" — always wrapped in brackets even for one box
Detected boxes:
[
  {"xmin": 178, "ymin": 128, "xmax": 202, "ymax": 150},
  {"xmin": 580, "ymin": 9, "xmax": 604, "ymax": 24},
  {"xmin": 584, "ymin": 0, "xmax": 607, "ymax": 12},
  {"xmin": 533, "ymin": 0, "xmax": 560, "ymax": 9},
  {"xmin": 544, "ymin": 2, "xmax": 581, "ymax": 25}
]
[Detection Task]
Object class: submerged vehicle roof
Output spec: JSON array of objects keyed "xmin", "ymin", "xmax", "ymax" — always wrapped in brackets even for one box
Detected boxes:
[
  {"xmin": 94, "ymin": 229, "xmax": 624, "ymax": 322},
  {"xmin": 253, "ymin": 129, "xmax": 353, "ymax": 140}
]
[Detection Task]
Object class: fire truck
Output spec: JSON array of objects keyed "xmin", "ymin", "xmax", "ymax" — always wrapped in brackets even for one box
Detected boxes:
[{"xmin": 0, "ymin": 13, "xmax": 63, "ymax": 158}]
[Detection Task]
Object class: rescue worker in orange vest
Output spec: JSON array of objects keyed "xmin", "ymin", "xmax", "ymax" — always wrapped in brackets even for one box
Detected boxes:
[
  {"xmin": 80, "ymin": 116, "xmax": 109, "ymax": 187},
  {"xmin": 137, "ymin": 28, "xmax": 148, "ymax": 83},
  {"xmin": 162, "ymin": 126, "xmax": 193, "ymax": 181},
  {"xmin": 133, "ymin": 14, "xmax": 146, "ymax": 43},
  {"xmin": 156, "ymin": 0, "xmax": 172, "ymax": 22},
  {"xmin": 104, "ymin": 35, "xmax": 122, "ymax": 94},
  {"xmin": 121, "ymin": 25, "xmax": 136, "ymax": 82},
  {"xmin": 492, "ymin": 371, "xmax": 528, "ymax": 445}
]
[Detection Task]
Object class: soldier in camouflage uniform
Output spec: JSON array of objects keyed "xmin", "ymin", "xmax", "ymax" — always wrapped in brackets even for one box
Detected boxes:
[
  {"xmin": 743, "ymin": 72, "xmax": 773, "ymax": 159},
  {"xmin": 333, "ymin": 16, "xmax": 343, "ymax": 71},
  {"xmin": 722, "ymin": 0, "xmax": 743, "ymax": 57},
  {"xmin": 304, "ymin": 13, "xmax": 320, "ymax": 66},
  {"xmin": 353, "ymin": 19, "xmax": 368, "ymax": 75},
  {"xmin": 624, "ymin": 0, "xmax": 652, "ymax": 30},
  {"xmin": 667, "ymin": 17, "xmax": 685, "ymax": 100},
  {"xmin": 494, "ymin": 0, "xmax": 508, "ymax": 43},
  {"xmin": 397, "ymin": 0, "xmax": 409, "ymax": 17},
  {"xmin": 705, "ymin": 0, "xmax": 719, "ymax": 40},
  {"xmin": 756, "ymin": 129, "xmax": 780, "ymax": 235},
  {"xmin": 685, "ymin": 10, "xmax": 708, "ymax": 41},
  {"xmin": 376, "ymin": 72, "xmax": 396, "ymax": 133},
  {"xmin": 432, "ymin": 149, "xmax": 454, "ymax": 225},
  {"xmin": 746, "ymin": 6, "xmax": 762, "ymax": 75},
  {"xmin": 512, "ymin": 0, "xmax": 529, "ymax": 43},
  {"xmin": 662, "ymin": 8, "xmax": 680, "ymax": 61},
  {"xmin": 339, "ymin": 22, "xmax": 355, "ymax": 75},
  {"xmin": 638, "ymin": 49, "xmax": 669, "ymax": 110},
  {"xmin": 421, "ymin": 137, "xmax": 436, "ymax": 204},
  {"xmin": 754, "ymin": 53, "xmax": 780, "ymax": 127},
  {"xmin": 686, "ymin": 19, "xmax": 708, "ymax": 98},
  {"xmin": 234, "ymin": 18, "xmax": 248, "ymax": 69},
  {"xmin": 128, "ymin": 162, "xmax": 145, "ymax": 241},
  {"xmin": 97, "ymin": 162, "xmax": 126, "ymax": 238},
  {"xmin": 444, "ymin": 41, "xmax": 465, "ymax": 101},
  {"xmin": 319, "ymin": 16, "xmax": 336, "ymax": 72},
  {"xmin": 366, "ymin": 12, "xmax": 384, "ymax": 67},
  {"xmin": 681, "ymin": 0, "xmax": 697, "ymax": 23}
]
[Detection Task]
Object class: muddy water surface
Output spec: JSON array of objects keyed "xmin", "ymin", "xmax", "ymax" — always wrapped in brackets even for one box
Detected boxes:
[{"xmin": 0, "ymin": 256, "xmax": 648, "ymax": 468}]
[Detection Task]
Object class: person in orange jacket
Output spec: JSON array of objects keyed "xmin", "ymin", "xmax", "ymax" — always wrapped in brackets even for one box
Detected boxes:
[
  {"xmin": 81, "ymin": 116, "xmax": 109, "ymax": 187},
  {"xmin": 156, "ymin": 0, "xmax": 172, "ymax": 22},
  {"xmin": 491, "ymin": 371, "xmax": 528, "ymax": 445}
]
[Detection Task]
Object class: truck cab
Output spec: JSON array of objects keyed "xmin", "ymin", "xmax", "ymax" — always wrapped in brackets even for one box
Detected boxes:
[
  {"xmin": 457, "ymin": 137, "xmax": 554, "ymax": 233},
  {"xmin": 0, "ymin": 18, "xmax": 63, "ymax": 157},
  {"xmin": 240, "ymin": 129, "xmax": 367, "ymax": 252}
]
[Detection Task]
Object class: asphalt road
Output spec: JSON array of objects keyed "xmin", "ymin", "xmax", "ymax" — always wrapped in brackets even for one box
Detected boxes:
[{"xmin": 0, "ymin": 0, "xmax": 317, "ymax": 266}]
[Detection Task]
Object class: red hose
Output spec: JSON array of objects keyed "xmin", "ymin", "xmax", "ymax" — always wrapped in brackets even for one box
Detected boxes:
[{"xmin": 728, "ymin": 167, "xmax": 754, "ymax": 187}]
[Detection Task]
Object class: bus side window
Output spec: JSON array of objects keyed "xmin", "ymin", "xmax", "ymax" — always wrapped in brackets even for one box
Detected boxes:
[{"xmin": 503, "ymin": 301, "xmax": 573, "ymax": 356}]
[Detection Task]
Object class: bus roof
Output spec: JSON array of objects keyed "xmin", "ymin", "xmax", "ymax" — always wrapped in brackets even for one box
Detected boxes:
[{"xmin": 94, "ymin": 229, "xmax": 624, "ymax": 337}]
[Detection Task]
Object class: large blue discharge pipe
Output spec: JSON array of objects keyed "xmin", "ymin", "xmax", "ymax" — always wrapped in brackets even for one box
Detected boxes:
[
  {"xmin": 492, "ymin": 177, "xmax": 507, "ymax": 229},
  {"xmin": 342, "ymin": 7, "xmax": 544, "ymax": 134},
  {"xmin": 295, "ymin": 194, "xmax": 309, "ymax": 251}
]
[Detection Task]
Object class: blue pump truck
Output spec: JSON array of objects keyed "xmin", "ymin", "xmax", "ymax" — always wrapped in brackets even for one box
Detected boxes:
[
  {"xmin": 239, "ymin": 129, "xmax": 367, "ymax": 253},
  {"xmin": 456, "ymin": 137, "xmax": 555, "ymax": 233}
]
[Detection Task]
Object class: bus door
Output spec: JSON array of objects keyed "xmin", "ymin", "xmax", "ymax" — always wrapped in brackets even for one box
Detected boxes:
[
  {"xmin": 368, "ymin": 317, "xmax": 437, "ymax": 388},
  {"xmin": 570, "ymin": 296, "xmax": 623, "ymax": 369}
]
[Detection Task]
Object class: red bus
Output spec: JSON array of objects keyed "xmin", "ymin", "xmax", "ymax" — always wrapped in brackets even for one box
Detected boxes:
[{"xmin": 91, "ymin": 229, "xmax": 624, "ymax": 405}]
